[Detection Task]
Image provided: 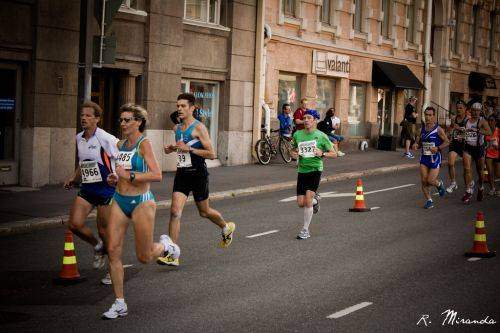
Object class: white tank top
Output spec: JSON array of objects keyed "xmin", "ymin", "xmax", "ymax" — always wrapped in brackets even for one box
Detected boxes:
[{"xmin": 465, "ymin": 118, "xmax": 484, "ymax": 146}]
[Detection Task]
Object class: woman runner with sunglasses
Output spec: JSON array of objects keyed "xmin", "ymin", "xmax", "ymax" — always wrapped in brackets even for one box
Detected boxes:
[{"xmin": 102, "ymin": 104, "xmax": 170, "ymax": 319}]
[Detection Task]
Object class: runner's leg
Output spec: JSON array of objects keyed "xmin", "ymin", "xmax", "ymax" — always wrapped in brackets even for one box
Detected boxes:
[
  {"xmin": 420, "ymin": 164, "xmax": 431, "ymax": 201},
  {"xmin": 106, "ymin": 201, "xmax": 129, "ymax": 299},
  {"xmin": 131, "ymin": 201, "xmax": 164, "ymax": 263},
  {"xmin": 169, "ymin": 192, "xmax": 188, "ymax": 244},
  {"xmin": 68, "ymin": 196, "xmax": 98, "ymax": 246}
]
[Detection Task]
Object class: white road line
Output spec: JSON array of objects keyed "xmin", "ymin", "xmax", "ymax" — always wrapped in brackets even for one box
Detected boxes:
[
  {"xmin": 327, "ymin": 302, "xmax": 373, "ymax": 319},
  {"xmin": 467, "ymin": 257, "xmax": 482, "ymax": 262},
  {"xmin": 371, "ymin": 206, "xmax": 381, "ymax": 210},
  {"xmin": 123, "ymin": 264, "xmax": 134, "ymax": 268},
  {"xmin": 364, "ymin": 184, "xmax": 415, "ymax": 195},
  {"xmin": 246, "ymin": 230, "xmax": 279, "ymax": 238}
]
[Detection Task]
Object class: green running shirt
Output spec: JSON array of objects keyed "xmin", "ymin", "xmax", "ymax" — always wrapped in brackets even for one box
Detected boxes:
[{"xmin": 292, "ymin": 129, "xmax": 333, "ymax": 173}]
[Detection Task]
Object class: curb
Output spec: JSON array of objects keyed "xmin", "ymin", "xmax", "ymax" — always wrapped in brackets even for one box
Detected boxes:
[{"xmin": 0, "ymin": 162, "xmax": 419, "ymax": 237}]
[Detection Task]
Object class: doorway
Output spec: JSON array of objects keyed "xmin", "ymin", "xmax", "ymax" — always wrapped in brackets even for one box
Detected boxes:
[
  {"xmin": 0, "ymin": 64, "xmax": 22, "ymax": 185},
  {"xmin": 377, "ymin": 88, "xmax": 395, "ymax": 136}
]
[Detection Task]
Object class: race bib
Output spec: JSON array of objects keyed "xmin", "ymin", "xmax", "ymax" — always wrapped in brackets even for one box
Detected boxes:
[
  {"xmin": 116, "ymin": 150, "xmax": 135, "ymax": 170},
  {"xmin": 298, "ymin": 140, "xmax": 317, "ymax": 158},
  {"xmin": 465, "ymin": 130, "xmax": 478, "ymax": 145},
  {"xmin": 453, "ymin": 128, "xmax": 465, "ymax": 140},
  {"xmin": 177, "ymin": 151, "xmax": 192, "ymax": 168},
  {"xmin": 422, "ymin": 142, "xmax": 435, "ymax": 156},
  {"xmin": 80, "ymin": 161, "xmax": 102, "ymax": 183}
]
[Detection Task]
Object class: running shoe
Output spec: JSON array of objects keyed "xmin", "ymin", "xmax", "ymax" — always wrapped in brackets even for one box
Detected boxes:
[
  {"xmin": 337, "ymin": 151, "xmax": 346, "ymax": 157},
  {"xmin": 157, "ymin": 253, "xmax": 179, "ymax": 267},
  {"xmin": 404, "ymin": 152, "xmax": 415, "ymax": 159},
  {"xmin": 436, "ymin": 180, "xmax": 446, "ymax": 197},
  {"xmin": 102, "ymin": 300, "xmax": 128, "ymax": 320},
  {"xmin": 219, "ymin": 222, "xmax": 236, "ymax": 248},
  {"xmin": 296, "ymin": 229, "xmax": 310, "ymax": 240},
  {"xmin": 313, "ymin": 193, "xmax": 321, "ymax": 214},
  {"xmin": 488, "ymin": 188, "xmax": 496, "ymax": 196},
  {"xmin": 477, "ymin": 187, "xmax": 484, "ymax": 202},
  {"xmin": 446, "ymin": 182, "xmax": 458, "ymax": 194},
  {"xmin": 423, "ymin": 200, "xmax": 434, "ymax": 209},
  {"xmin": 93, "ymin": 241, "xmax": 106, "ymax": 270},
  {"xmin": 101, "ymin": 272, "xmax": 112, "ymax": 285},
  {"xmin": 462, "ymin": 192, "xmax": 472, "ymax": 204}
]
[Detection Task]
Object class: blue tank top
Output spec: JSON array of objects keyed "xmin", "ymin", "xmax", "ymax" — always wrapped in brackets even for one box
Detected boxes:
[
  {"xmin": 421, "ymin": 124, "xmax": 442, "ymax": 156},
  {"xmin": 175, "ymin": 120, "xmax": 207, "ymax": 173},
  {"xmin": 117, "ymin": 136, "xmax": 148, "ymax": 173}
]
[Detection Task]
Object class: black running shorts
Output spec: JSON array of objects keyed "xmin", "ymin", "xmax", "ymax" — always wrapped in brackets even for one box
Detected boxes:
[
  {"xmin": 464, "ymin": 144, "xmax": 485, "ymax": 161},
  {"xmin": 173, "ymin": 171, "xmax": 209, "ymax": 202},
  {"xmin": 449, "ymin": 141, "xmax": 464, "ymax": 157},
  {"xmin": 78, "ymin": 188, "xmax": 113, "ymax": 207},
  {"xmin": 296, "ymin": 171, "xmax": 322, "ymax": 196}
]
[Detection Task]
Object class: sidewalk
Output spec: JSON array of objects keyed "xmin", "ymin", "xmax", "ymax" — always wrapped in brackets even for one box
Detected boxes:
[{"xmin": 0, "ymin": 149, "xmax": 421, "ymax": 236}]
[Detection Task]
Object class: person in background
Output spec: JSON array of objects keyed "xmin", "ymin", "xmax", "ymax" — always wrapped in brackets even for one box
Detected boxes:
[
  {"xmin": 402, "ymin": 96, "xmax": 418, "ymax": 159},
  {"xmin": 484, "ymin": 115, "xmax": 499, "ymax": 196},
  {"xmin": 293, "ymin": 98, "xmax": 308, "ymax": 132},
  {"xmin": 278, "ymin": 103, "xmax": 293, "ymax": 139},
  {"xmin": 317, "ymin": 108, "xmax": 345, "ymax": 157}
]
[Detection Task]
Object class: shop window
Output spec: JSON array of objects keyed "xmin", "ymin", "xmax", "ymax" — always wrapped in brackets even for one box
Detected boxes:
[
  {"xmin": 406, "ymin": 1, "xmax": 415, "ymax": 43},
  {"xmin": 349, "ymin": 83, "xmax": 366, "ymax": 137},
  {"xmin": 353, "ymin": 0, "xmax": 363, "ymax": 33},
  {"xmin": 184, "ymin": 0, "xmax": 227, "ymax": 26},
  {"xmin": 321, "ymin": 0, "xmax": 331, "ymax": 25},
  {"xmin": 0, "ymin": 69, "xmax": 16, "ymax": 160},
  {"xmin": 181, "ymin": 79, "xmax": 220, "ymax": 148},
  {"xmin": 278, "ymin": 73, "xmax": 301, "ymax": 114},
  {"xmin": 316, "ymin": 78, "xmax": 335, "ymax": 118},
  {"xmin": 381, "ymin": 0, "xmax": 391, "ymax": 38}
]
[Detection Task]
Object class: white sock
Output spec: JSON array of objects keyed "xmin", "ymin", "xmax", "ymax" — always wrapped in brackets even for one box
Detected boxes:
[
  {"xmin": 94, "ymin": 240, "xmax": 103, "ymax": 251},
  {"xmin": 116, "ymin": 298, "xmax": 125, "ymax": 305},
  {"xmin": 312, "ymin": 197, "xmax": 318, "ymax": 205},
  {"xmin": 303, "ymin": 207, "xmax": 313, "ymax": 231}
]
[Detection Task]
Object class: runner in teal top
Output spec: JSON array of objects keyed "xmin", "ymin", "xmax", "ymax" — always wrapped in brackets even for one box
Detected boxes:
[{"xmin": 291, "ymin": 109, "xmax": 336, "ymax": 240}]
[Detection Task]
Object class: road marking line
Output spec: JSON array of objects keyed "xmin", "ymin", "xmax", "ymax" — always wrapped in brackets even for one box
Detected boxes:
[
  {"xmin": 371, "ymin": 206, "xmax": 381, "ymax": 210},
  {"xmin": 327, "ymin": 302, "xmax": 373, "ymax": 319},
  {"xmin": 123, "ymin": 264, "xmax": 134, "ymax": 268},
  {"xmin": 467, "ymin": 257, "xmax": 482, "ymax": 262},
  {"xmin": 364, "ymin": 184, "xmax": 415, "ymax": 195},
  {"xmin": 246, "ymin": 230, "xmax": 279, "ymax": 238}
]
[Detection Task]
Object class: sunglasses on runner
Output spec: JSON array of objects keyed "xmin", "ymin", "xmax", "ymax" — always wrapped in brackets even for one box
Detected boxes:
[{"xmin": 118, "ymin": 117, "xmax": 135, "ymax": 123}]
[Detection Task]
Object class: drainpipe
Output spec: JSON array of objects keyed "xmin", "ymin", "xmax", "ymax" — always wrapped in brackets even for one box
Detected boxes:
[
  {"xmin": 252, "ymin": 0, "xmax": 265, "ymax": 159},
  {"xmin": 423, "ymin": 0, "xmax": 432, "ymax": 112}
]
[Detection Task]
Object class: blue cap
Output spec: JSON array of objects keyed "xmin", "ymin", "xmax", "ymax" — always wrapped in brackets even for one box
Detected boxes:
[{"xmin": 304, "ymin": 109, "xmax": 320, "ymax": 120}]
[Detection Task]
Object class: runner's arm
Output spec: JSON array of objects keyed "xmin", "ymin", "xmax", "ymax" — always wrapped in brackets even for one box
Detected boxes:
[
  {"xmin": 436, "ymin": 127, "xmax": 450, "ymax": 152},
  {"xmin": 479, "ymin": 120, "xmax": 492, "ymax": 136},
  {"xmin": 189, "ymin": 124, "xmax": 216, "ymax": 159},
  {"xmin": 128, "ymin": 139, "xmax": 162, "ymax": 183},
  {"xmin": 412, "ymin": 132, "xmax": 421, "ymax": 150}
]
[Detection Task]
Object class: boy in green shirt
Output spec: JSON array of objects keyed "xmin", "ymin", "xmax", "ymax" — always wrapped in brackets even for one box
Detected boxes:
[{"xmin": 291, "ymin": 109, "xmax": 336, "ymax": 239}]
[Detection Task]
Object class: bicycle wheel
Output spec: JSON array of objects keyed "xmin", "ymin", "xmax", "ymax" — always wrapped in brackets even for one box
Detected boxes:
[
  {"xmin": 279, "ymin": 138, "xmax": 293, "ymax": 163},
  {"xmin": 255, "ymin": 139, "xmax": 272, "ymax": 165}
]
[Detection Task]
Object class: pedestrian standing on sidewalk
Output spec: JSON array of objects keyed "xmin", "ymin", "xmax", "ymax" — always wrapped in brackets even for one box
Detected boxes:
[
  {"xmin": 291, "ymin": 109, "xmax": 336, "ymax": 239},
  {"xmin": 157, "ymin": 93, "xmax": 235, "ymax": 267},
  {"xmin": 485, "ymin": 115, "xmax": 499, "ymax": 196},
  {"xmin": 461, "ymin": 102, "xmax": 492, "ymax": 204},
  {"xmin": 446, "ymin": 99, "xmax": 467, "ymax": 193},
  {"xmin": 64, "ymin": 101, "xmax": 119, "ymax": 283},
  {"xmin": 412, "ymin": 106, "xmax": 449, "ymax": 209},
  {"xmin": 293, "ymin": 98, "xmax": 308, "ymax": 132},
  {"xmin": 102, "ymin": 104, "xmax": 170, "ymax": 319},
  {"xmin": 402, "ymin": 97, "xmax": 418, "ymax": 158}
]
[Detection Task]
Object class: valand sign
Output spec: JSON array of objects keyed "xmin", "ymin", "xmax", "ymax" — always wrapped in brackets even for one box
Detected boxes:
[{"xmin": 312, "ymin": 50, "xmax": 350, "ymax": 78}]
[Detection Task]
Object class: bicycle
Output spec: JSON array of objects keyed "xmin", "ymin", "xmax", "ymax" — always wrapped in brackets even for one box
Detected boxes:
[{"xmin": 255, "ymin": 127, "xmax": 294, "ymax": 165}]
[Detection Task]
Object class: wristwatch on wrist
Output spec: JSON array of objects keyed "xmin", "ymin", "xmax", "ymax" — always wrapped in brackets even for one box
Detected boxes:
[
  {"xmin": 322, "ymin": 152, "xmax": 326, "ymax": 157},
  {"xmin": 129, "ymin": 171, "xmax": 136, "ymax": 182}
]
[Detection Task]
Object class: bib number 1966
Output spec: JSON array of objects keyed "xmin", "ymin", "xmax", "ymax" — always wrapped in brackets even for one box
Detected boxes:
[{"xmin": 80, "ymin": 161, "xmax": 102, "ymax": 183}]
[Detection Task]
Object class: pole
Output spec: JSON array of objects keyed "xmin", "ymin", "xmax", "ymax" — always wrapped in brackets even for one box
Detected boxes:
[
  {"xmin": 252, "ymin": 0, "xmax": 265, "ymax": 159},
  {"xmin": 423, "ymin": 0, "xmax": 432, "ymax": 113}
]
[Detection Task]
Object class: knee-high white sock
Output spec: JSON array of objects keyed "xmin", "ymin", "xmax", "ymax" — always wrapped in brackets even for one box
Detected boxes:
[{"xmin": 303, "ymin": 206, "xmax": 313, "ymax": 230}]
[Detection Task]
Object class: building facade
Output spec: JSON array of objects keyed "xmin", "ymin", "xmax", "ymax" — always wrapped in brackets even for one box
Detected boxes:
[
  {"xmin": 262, "ymin": 0, "xmax": 499, "ymax": 149},
  {"xmin": 0, "ymin": 0, "xmax": 257, "ymax": 187}
]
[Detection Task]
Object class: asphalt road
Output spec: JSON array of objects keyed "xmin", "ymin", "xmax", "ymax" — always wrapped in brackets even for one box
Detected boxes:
[{"xmin": 0, "ymin": 168, "xmax": 499, "ymax": 332}]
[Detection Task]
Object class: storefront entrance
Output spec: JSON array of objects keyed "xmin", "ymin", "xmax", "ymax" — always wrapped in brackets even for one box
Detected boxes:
[{"xmin": 0, "ymin": 64, "xmax": 22, "ymax": 185}]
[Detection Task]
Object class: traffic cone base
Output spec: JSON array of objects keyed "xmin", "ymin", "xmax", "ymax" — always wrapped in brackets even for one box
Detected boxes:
[
  {"xmin": 464, "ymin": 251, "xmax": 496, "ymax": 258},
  {"xmin": 53, "ymin": 275, "xmax": 86, "ymax": 285},
  {"xmin": 349, "ymin": 207, "xmax": 371, "ymax": 212}
]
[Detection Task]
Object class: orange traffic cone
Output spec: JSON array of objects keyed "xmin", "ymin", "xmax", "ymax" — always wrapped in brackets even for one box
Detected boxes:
[
  {"xmin": 53, "ymin": 229, "xmax": 86, "ymax": 285},
  {"xmin": 349, "ymin": 179, "xmax": 371, "ymax": 212},
  {"xmin": 464, "ymin": 211, "xmax": 496, "ymax": 258}
]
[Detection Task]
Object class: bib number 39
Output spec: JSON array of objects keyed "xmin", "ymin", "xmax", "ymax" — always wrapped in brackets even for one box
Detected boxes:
[{"xmin": 177, "ymin": 151, "xmax": 192, "ymax": 168}]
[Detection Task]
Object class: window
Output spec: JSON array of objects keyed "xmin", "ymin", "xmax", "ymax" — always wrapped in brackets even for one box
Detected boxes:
[
  {"xmin": 489, "ymin": 11, "xmax": 496, "ymax": 61},
  {"xmin": 0, "ymin": 69, "xmax": 16, "ymax": 160},
  {"xmin": 381, "ymin": 0, "xmax": 390, "ymax": 38},
  {"xmin": 470, "ymin": 5, "xmax": 478, "ymax": 57},
  {"xmin": 452, "ymin": 0, "xmax": 460, "ymax": 54},
  {"xmin": 185, "ymin": 0, "xmax": 224, "ymax": 25},
  {"xmin": 321, "ymin": 0, "xmax": 331, "ymax": 25},
  {"xmin": 406, "ymin": 1, "xmax": 415, "ymax": 43},
  {"xmin": 181, "ymin": 79, "xmax": 220, "ymax": 148},
  {"xmin": 349, "ymin": 83, "xmax": 366, "ymax": 137},
  {"xmin": 353, "ymin": 0, "xmax": 363, "ymax": 32},
  {"xmin": 278, "ymin": 73, "xmax": 301, "ymax": 115},
  {"xmin": 282, "ymin": 0, "xmax": 296, "ymax": 17},
  {"xmin": 316, "ymin": 78, "xmax": 336, "ymax": 117}
]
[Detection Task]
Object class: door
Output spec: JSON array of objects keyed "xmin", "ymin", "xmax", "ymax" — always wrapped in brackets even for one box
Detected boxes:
[
  {"xmin": 377, "ymin": 88, "xmax": 394, "ymax": 136},
  {"xmin": 0, "ymin": 64, "xmax": 21, "ymax": 185}
]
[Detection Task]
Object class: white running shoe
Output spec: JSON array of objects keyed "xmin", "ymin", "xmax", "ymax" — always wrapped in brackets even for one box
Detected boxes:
[
  {"xmin": 296, "ymin": 229, "xmax": 310, "ymax": 240},
  {"xmin": 93, "ymin": 241, "xmax": 106, "ymax": 270},
  {"xmin": 446, "ymin": 182, "xmax": 458, "ymax": 193},
  {"xmin": 102, "ymin": 300, "xmax": 128, "ymax": 319},
  {"xmin": 100, "ymin": 272, "xmax": 112, "ymax": 285},
  {"xmin": 488, "ymin": 188, "xmax": 496, "ymax": 196}
]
